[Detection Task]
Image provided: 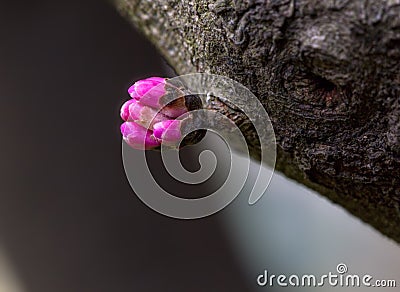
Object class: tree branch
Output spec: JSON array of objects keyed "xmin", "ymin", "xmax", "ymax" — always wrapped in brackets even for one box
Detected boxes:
[{"xmin": 114, "ymin": 0, "xmax": 400, "ymax": 242}]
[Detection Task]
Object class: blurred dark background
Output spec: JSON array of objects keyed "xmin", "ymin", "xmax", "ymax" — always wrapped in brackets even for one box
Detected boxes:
[{"xmin": 0, "ymin": 1, "xmax": 251, "ymax": 291}]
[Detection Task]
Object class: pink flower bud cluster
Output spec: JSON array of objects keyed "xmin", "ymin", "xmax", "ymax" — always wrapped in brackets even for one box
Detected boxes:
[{"xmin": 120, "ymin": 77, "xmax": 185, "ymax": 150}]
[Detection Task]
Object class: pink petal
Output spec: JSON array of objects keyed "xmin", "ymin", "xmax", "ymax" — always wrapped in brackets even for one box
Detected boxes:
[
  {"xmin": 120, "ymin": 99, "xmax": 136, "ymax": 121},
  {"xmin": 145, "ymin": 77, "xmax": 166, "ymax": 83},
  {"xmin": 128, "ymin": 100, "xmax": 168, "ymax": 128},
  {"xmin": 121, "ymin": 122, "xmax": 160, "ymax": 150},
  {"xmin": 127, "ymin": 77, "xmax": 166, "ymax": 103},
  {"xmin": 153, "ymin": 120, "xmax": 182, "ymax": 142}
]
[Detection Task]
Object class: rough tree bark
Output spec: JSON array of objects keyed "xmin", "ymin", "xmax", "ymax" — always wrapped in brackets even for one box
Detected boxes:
[{"xmin": 114, "ymin": 0, "xmax": 400, "ymax": 242}]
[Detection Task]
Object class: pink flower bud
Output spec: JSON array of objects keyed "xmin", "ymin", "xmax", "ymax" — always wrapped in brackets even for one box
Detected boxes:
[
  {"xmin": 121, "ymin": 77, "xmax": 205, "ymax": 150},
  {"xmin": 128, "ymin": 100, "xmax": 168, "ymax": 128},
  {"xmin": 127, "ymin": 77, "xmax": 166, "ymax": 108},
  {"xmin": 120, "ymin": 99, "xmax": 136, "ymax": 121},
  {"xmin": 121, "ymin": 122, "xmax": 160, "ymax": 150},
  {"xmin": 153, "ymin": 120, "xmax": 182, "ymax": 142}
]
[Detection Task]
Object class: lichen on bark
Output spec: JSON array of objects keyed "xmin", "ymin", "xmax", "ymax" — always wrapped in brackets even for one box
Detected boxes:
[{"xmin": 114, "ymin": 0, "xmax": 400, "ymax": 242}]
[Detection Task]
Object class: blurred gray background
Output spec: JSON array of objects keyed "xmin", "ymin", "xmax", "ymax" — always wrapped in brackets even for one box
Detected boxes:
[{"xmin": 0, "ymin": 1, "xmax": 399, "ymax": 292}]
